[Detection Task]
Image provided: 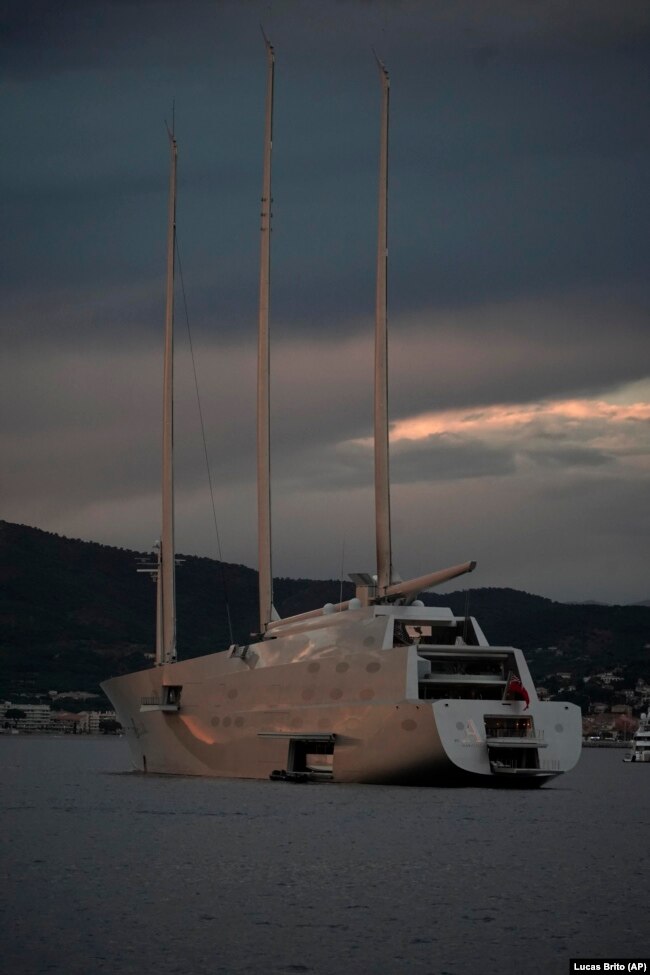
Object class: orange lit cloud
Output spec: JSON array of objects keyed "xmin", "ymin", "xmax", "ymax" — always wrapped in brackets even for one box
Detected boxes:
[
  {"xmin": 343, "ymin": 389, "xmax": 650, "ymax": 486},
  {"xmin": 389, "ymin": 397, "xmax": 650, "ymax": 445}
]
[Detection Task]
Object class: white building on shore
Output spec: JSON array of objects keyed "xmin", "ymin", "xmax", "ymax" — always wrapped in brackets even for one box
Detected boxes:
[{"xmin": 1, "ymin": 701, "xmax": 118, "ymax": 733}]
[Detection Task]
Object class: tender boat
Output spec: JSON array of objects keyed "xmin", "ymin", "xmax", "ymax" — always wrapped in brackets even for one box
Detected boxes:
[
  {"xmin": 623, "ymin": 713, "xmax": 650, "ymax": 763},
  {"xmin": 102, "ymin": 41, "xmax": 582, "ymax": 786}
]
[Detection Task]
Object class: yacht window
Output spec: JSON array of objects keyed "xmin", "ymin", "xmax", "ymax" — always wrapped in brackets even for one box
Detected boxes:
[{"xmin": 163, "ymin": 685, "xmax": 182, "ymax": 706}]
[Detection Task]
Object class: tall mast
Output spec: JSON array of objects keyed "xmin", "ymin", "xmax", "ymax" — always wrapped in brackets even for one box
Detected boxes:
[
  {"xmin": 374, "ymin": 55, "xmax": 392, "ymax": 595},
  {"xmin": 160, "ymin": 131, "xmax": 177, "ymax": 665},
  {"xmin": 257, "ymin": 32, "xmax": 275, "ymax": 633}
]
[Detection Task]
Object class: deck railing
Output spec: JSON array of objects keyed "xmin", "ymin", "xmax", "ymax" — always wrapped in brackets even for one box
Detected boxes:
[{"xmin": 486, "ymin": 727, "xmax": 544, "ymax": 741}]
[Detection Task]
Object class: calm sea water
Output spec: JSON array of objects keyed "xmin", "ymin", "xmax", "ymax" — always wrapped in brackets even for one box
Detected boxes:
[{"xmin": 0, "ymin": 737, "xmax": 647, "ymax": 975}]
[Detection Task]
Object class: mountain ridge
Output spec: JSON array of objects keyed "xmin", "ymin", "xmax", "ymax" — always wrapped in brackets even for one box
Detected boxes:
[{"xmin": 1, "ymin": 520, "xmax": 648, "ymax": 711}]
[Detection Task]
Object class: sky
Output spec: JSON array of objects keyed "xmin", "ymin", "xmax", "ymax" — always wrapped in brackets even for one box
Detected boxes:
[{"xmin": 1, "ymin": 0, "xmax": 649, "ymax": 605}]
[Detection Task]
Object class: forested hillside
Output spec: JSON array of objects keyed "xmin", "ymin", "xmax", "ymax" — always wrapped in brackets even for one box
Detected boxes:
[{"xmin": 1, "ymin": 521, "xmax": 648, "ymax": 711}]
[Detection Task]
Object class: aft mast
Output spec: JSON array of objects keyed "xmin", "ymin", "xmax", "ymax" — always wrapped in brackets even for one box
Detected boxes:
[
  {"xmin": 160, "ymin": 129, "xmax": 178, "ymax": 665},
  {"xmin": 266, "ymin": 57, "xmax": 477, "ymax": 634},
  {"xmin": 257, "ymin": 31, "xmax": 275, "ymax": 634},
  {"xmin": 374, "ymin": 54, "xmax": 392, "ymax": 596}
]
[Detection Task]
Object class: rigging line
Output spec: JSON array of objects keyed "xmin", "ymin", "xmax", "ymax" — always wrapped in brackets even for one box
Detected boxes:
[{"xmin": 175, "ymin": 235, "xmax": 235, "ymax": 647}]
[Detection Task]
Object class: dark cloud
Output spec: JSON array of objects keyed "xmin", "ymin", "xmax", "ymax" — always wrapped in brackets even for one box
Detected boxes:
[
  {"xmin": 391, "ymin": 435, "xmax": 516, "ymax": 483},
  {"xmin": 523, "ymin": 446, "xmax": 612, "ymax": 468},
  {"xmin": 4, "ymin": 1, "xmax": 649, "ymax": 76},
  {"xmin": 1, "ymin": 0, "xmax": 649, "ymax": 602}
]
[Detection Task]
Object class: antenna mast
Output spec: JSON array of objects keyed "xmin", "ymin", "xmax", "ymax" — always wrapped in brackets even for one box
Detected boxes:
[
  {"xmin": 257, "ymin": 31, "xmax": 275, "ymax": 633},
  {"xmin": 374, "ymin": 54, "xmax": 392, "ymax": 595}
]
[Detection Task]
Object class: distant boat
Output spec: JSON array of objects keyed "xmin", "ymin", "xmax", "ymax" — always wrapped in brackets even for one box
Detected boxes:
[
  {"xmin": 623, "ymin": 713, "xmax": 650, "ymax": 763},
  {"xmin": 102, "ymin": 42, "xmax": 582, "ymax": 786}
]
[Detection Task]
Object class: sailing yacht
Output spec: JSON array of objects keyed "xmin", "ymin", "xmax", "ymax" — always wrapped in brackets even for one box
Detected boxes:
[{"xmin": 102, "ymin": 43, "xmax": 582, "ymax": 786}]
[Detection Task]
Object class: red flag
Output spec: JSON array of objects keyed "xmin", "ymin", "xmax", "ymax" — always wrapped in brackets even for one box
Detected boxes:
[{"xmin": 507, "ymin": 675, "xmax": 530, "ymax": 709}]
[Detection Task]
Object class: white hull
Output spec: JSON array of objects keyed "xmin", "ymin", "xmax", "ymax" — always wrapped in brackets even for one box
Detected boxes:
[
  {"xmin": 103, "ymin": 604, "xmax": 582, "ymax": 786},
  {"xmin": 623, "ymin": 717, "xmax": 650, "ymax": 763}
]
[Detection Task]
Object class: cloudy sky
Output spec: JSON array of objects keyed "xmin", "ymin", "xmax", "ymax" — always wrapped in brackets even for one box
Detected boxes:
[{"xmin": 2, "ymin": 0, "xmax": 649, "ymax": 604}]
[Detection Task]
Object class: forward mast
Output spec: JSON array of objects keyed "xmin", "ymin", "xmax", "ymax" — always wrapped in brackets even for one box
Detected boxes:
[
  {"xmin": 257, "ymin": 32, "xmax": 275, "ymax": 635},
  {"xmin": 160, "ymin": 130, "xmax": 178, "ymax": 665}
]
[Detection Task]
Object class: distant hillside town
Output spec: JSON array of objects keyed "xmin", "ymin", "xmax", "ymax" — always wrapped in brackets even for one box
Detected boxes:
[{"xmin": 1, "ymin": 700, "xmax": 120, "ymax": 734}]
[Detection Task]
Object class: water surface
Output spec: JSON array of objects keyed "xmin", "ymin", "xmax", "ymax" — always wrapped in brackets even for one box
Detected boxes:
[{"xmin": 0, "ymin": 737, "xmax": 646, "ymax": 975}]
